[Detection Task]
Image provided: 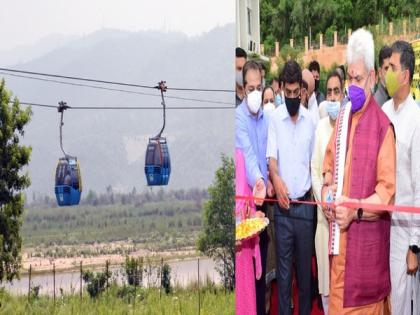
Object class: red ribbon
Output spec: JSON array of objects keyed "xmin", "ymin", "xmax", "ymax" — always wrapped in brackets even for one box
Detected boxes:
[{"xmin": 235, "ymin": 195, "xmax": 420, "ymax": 215}]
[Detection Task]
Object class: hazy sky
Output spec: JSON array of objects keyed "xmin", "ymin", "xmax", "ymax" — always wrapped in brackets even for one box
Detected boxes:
[{"xmin": 0, "ymin": 0, "xmax": 234, "ymax": 51}]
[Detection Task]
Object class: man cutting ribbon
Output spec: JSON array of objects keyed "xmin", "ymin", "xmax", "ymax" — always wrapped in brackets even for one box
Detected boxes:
[{"xmin": 322, "ymin": 28, "xmax": 396, "ymax": 314}]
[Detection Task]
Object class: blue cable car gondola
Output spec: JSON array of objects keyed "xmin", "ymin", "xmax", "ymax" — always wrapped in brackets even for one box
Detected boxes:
[
  {"xmin": 54, "ymin": 101, "xmax": 82, "ymax": 206},
  {"xmin": 145, "ymin": 81, "xmax": 171, "ymax": 186},
  {"xmin": 55, "ymin": 156, "xmax": 82, "ymax": 206}
]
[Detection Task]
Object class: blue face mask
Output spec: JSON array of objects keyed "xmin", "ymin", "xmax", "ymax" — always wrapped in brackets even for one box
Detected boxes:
[
  {"xmin": 275, "ymin": 94, "xmax": 283, "ymax": 106},
  {"xmin": 326, "ymin": 100, "xmax": 341, "ymax": 120}
]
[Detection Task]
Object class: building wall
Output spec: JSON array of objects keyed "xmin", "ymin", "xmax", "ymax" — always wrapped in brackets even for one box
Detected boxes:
[{"xmin": 236, "ymin": 0, "xmax": 260, "ymax": 55}]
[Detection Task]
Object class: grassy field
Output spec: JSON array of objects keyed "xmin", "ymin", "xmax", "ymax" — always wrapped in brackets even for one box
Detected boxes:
[{"xmin": 0, "ymin": 286, "xmax": 234, "ymax": 315}]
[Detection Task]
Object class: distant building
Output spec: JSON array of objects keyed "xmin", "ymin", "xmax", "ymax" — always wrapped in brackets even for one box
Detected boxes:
[{"xmin": 236, "ymin": 0, "xmax": 260, "ymax": 55}]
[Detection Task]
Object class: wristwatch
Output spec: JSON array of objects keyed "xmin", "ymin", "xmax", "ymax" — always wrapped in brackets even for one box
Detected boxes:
[
  {"xmin": 357, "ymin": 207, "xmax": 363, "ymax": 222},
  {"xmin": 409, "ymin": 245, "xmax": 420, "ymax": 254}
]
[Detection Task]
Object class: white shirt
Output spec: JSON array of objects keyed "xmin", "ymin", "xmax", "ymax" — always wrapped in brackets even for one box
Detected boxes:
[
  {"xmin": 383, "ymin": 94, "xmax": 420, "ymax": 247},
  {"xmin": 307, "ymin": 93, "xmax": 320, "ymax": 126},
  {"xmin": 383, "ymin": 94, "xmax": 420, "ymax": 315},
  {"xmin": 318, "ymin": 100, "xmax": 328, "ymax": 119},
  {"xmin": 266, "ymin": 105, "xmax": 315, "ymax": 199},
  {"xmin": 311, "ymin": 116, "xmax": 334, "ymax": 296},
  {"xmin": 311, "ymin": 117, "xmax": 334, "ymax": 205}
]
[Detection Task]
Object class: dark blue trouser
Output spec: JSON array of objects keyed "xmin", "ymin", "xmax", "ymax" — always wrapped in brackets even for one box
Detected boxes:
[{"xmin": 274, "ymin": 203, "xmax": 314, "ymax": 315}]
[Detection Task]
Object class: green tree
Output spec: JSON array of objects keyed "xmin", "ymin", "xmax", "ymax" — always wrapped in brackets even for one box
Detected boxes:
[
  {"xmin": 0, "ymin": 79, "xmax": 32, "ymax": 283},
  {"xmin": 260, "ymin": 0, "xmax": 420, "ymax": 50},
  {"xmin": 197, "ymin": 155, "xmax": 235, "ymax": 290}
]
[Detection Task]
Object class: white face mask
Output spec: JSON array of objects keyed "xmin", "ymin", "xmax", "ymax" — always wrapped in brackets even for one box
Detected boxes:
[
  {"xmin": 263, "ymin": 102, "xmax": 275, "ymax": 115},
  {"xmin": 247, "ymin": 90, "xmax": 262, "ymax": 114}
]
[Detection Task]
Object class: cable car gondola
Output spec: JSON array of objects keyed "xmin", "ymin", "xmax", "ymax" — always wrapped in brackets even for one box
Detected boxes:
[
  {"xmin": 145, "ymin": 81, "xmax": 171, "ymax": 186},
  {"xmin": 54, "ymin": 101, "xmax": 82, "ymax": 206}
]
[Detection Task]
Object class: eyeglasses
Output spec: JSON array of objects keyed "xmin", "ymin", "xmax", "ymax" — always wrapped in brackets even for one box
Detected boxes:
[{"xmin": 327, "ymin": 87, "xmax": 342, "ymax": 97}]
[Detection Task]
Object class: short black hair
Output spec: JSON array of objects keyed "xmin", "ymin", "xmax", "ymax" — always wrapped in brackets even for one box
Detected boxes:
[
  {"xmin": 326, "ymin": 70, "xmax": 344, "ymax": 90},
  {"xmin": 236, "ymin": 47, "xmax": 247, "ymax": 59},
  {"xmin": 280, "ymin": 60, "xmax": 302, "ymax": 86},
  {"xmin": 308, "ymin": 60, "xmax": 320, "ymax": 74},
  {"xmin": 242, "ymin": 60, "xmax": 262, "ymax": 87},
  {"xmin": 301, "ymin": 79, "xmax": 308, "ymax": 90},
  {"xmin": 391, "ymin": 40, "xmax": 415, "ymax": 83},
  {"xmin": 378, "ymin": 45, "xmax": 392, "ymax": 67}
]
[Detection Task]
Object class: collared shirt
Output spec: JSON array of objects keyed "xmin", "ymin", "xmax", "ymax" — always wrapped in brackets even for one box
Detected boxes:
[
  {"xmin": 383, "ymin": 94, "xmax": 420, "ymax": 247},
  {"xmin": 374, "ymin": 82, "xmax": 390, "ymax": 107},
  {"xmin": 266, "ymin": 105, "xmax": 315, "ymax": 199},
  {"xmin": 235, "ymin": 100, "xmax": 269, "ymax": 188}
]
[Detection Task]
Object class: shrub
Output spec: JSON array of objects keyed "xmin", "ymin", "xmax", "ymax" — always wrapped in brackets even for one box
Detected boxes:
[
  {"xmin": 161, "ymin": 263, "xmax": 171, "ymax": 294},
  {"xmin": 123, "ymin": 256, "xmax": 143, "ymax": 287},
  {"xmin": 82, "ymin": 268, "xmax": 111, "ymax": 298}
]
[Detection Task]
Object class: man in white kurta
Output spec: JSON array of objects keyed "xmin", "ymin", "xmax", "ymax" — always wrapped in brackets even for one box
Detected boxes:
[
  {"xmin": 382, "ymin": 40, "xmax": 420, "ymax": 315},
  {"xmin": 311, "ymin": 70, "xmax": 344, "ymax": 314}
]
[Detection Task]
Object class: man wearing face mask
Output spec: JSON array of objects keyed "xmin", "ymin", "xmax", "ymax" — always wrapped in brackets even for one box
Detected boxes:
[
  {"xmin": 302, "ymin": 68, "xmax": 320, "ymax": 126},
  {"xmin": 267, "ymin": 60, "xmax": 315, "ymax": 315},
  {"xmin": 236, "ymin": 47, "xmax": 247, "ymax": 107},
  {"xmin": 310, "ymin": 70, "xmax": 344, "ymax": 314},
  {"xmin": 382, "ymin": 40, "xmax": 420, "ymax": 315},
  {"xmin": 374, "ymin": 45, "xmax": 392, "ymax": 106},
  {"xmin": 322, "ymin": 28, "xmax": 396, "ymax": 314},
  {"xmin": 309, "ymin": 60, "xmax": 325, "ymax": 105},
  {"xmin": 236, "ymin": 59, "xmax": 274, "ymax": 315}
]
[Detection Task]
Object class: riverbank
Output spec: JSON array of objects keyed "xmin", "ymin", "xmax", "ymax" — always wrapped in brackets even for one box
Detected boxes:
[{"xmin": 21, "ymin": 244, "xmax": 197, "ymax": 275}]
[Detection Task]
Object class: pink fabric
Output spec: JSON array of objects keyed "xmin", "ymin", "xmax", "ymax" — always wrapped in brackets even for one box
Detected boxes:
[
  {"xmin": 344, "ymin": 96, "xmax": 392, "ymax": 307},
  {"xmin": 235, "ymin": 148, "xmax": 262, "ymax": 315}
]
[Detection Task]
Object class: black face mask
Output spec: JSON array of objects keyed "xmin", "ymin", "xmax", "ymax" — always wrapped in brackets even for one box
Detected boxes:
[
  {"xmin": 315, "ymin": 79, "xmax": 320, "ymax": 92},
  {"xmin": 285, "ymin": 96, "xmax": 300, "ymax": 117}
]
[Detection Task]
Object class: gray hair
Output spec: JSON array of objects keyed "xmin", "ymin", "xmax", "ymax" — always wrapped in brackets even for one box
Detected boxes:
[{"xmin": 346, "ymin": 28, "xmax": 375, "ymax": 72}]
